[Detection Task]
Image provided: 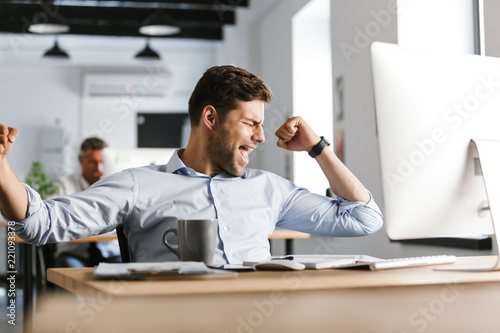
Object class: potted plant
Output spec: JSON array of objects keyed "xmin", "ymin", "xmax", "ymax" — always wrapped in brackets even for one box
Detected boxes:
[{"xmin": 25, "ymin": 161, "xmax": 59, "ymax": 199}]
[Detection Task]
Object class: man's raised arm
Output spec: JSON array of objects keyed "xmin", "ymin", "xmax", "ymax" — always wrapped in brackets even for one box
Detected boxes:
[
  {"xmin": 275, "ymin": 116, "xmax": 370, "ymax": 203},
  {"xmin": 0, "ymin": 124, "xmax": 29, "ymax": 221}
]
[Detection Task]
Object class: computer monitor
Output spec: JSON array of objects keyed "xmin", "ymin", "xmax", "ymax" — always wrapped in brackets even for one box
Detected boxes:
[
  {"xmin": 136, "ymin": 113, "xmax": 190, "ymax": 148},
  {"xmin": 102, "ymin": 148, "xmax": 176, "ymax": 177},
  {"xmin": 370, "ymin": 42, "xmax": 500, "ymax": 264}
]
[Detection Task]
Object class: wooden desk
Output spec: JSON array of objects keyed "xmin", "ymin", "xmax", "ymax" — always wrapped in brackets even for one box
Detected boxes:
[
  {"xmin": 42, "ymin": 256, "xmax": 500, "ymax": 332},
  {"xmin": 5, "ymin": 223, "xmax": 308, "ymax": 333},
  {"xmin": 269, "ymin": 228, "xmax": 310, "ymax": 254}
]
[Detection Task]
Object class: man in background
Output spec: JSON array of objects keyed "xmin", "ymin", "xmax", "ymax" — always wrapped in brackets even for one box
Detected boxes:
[{"xmin": 52, "ymin": 137, "xmax": 121, "ymax": 267}]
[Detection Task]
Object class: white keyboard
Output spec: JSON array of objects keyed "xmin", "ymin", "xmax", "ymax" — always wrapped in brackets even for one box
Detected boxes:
[
  {"xmin": 338, "ymin": 255, "xmax": 457, "ymax": 271},
  {"xmin": 369, "ymin": 255, "xmax": 457, "ymax": 270}
]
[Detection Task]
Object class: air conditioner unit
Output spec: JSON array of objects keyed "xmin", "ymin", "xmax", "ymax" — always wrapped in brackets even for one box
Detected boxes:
[{"xmin": 83, "ymin": 70, "xmax": 173, "ymax": 98}]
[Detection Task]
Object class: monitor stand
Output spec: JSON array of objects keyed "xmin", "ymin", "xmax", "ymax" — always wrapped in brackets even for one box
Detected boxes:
[{"xmin": 436, "ymin": 139, "xmax": 500, "ymax": 271}]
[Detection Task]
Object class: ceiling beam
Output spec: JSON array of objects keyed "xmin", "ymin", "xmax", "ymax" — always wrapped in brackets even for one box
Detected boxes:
[{"xmin": 0, "ymin": 0, "xmax": 248, "ymax": 40}]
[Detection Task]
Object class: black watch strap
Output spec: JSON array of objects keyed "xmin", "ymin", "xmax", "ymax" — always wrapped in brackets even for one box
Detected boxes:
[{"xmin": 308, "ymin": 136, "xmax": 331, "ymax": 158}]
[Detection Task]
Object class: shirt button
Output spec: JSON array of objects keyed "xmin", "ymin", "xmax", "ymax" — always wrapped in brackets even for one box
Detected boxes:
[{"xmin": 223, "ymin": 226, "xmax": 228, "ymax": 231}]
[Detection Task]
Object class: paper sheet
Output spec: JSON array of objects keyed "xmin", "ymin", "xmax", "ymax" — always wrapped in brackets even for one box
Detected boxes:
[{"xmin": 93, "ymin": 261, "xmax": 211, "ymax": 279}]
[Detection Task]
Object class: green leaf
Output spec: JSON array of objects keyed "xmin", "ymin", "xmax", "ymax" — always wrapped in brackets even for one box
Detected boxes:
[{"xmin": 25, "ymin": 161, "xmax": 59, "ymax": 200}]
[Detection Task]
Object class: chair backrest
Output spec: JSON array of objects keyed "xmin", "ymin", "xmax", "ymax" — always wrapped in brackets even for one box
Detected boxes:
[{"xmin": 116, "ymin": 226, "xmax": 131, "ymax": 263}]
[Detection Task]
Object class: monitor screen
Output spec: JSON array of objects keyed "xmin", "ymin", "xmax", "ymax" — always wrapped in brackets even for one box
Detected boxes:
[
  {"xmin": 137, "ymin": 112, "xmax": 190, "ymax": 148},
  {"xmin": 371, "ymin": 42, "xmax": 500, "ymax": 241}
]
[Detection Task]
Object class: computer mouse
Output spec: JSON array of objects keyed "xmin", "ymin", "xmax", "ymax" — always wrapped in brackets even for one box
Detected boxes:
[{"xmin": 254, "ymin": 260, "xmax": 306, "ymax": 271}]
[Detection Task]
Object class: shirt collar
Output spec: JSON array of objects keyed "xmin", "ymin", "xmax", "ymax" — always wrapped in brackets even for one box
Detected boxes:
[
  {"xmin": 166, "ymin": 149, "xmax": 247, "ymax": 179},
  {"xmin": 165, "ymin": 149, "xmax": 192, "ymax": 175}
]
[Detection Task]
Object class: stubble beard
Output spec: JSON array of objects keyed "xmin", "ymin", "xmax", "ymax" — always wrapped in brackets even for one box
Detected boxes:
[{"xmin": 206, "ymin": 126, "xmax": 244, "ymax": 177}]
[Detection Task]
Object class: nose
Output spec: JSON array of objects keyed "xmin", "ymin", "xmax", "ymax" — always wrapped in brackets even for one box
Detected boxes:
[{"xmin": 253, "ymin": 125, "xmax": 265, "ymax": 144}]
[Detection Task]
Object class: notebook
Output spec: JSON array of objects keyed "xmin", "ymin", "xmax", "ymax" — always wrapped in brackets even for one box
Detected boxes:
[{"xmin": 94, "ymin": 261, "xmax": 237, "ymax": 279}]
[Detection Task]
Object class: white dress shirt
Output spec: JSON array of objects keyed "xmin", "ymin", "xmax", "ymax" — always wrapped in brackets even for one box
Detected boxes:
[{"xmin": 12, "ymin": 150, "xmax": 383, "ymax": 265}]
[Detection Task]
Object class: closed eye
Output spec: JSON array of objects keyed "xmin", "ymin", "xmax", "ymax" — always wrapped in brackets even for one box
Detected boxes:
[
  {"xmin": 243, "ymin": 119, "xmax": 263, "ymax": 128},
  {"xmin": 242, "ymin": 121, "xmax": 258, "ymax": 128}
]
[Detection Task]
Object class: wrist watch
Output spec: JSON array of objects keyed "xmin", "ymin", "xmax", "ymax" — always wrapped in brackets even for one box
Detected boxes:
[{"xmin": 308, "ymin": 136, "xmax": 331, "ymax": 158}]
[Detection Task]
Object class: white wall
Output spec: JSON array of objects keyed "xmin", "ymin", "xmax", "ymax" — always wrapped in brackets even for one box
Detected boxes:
[
  {"xmin": 0, "ymin": 65, "xmax": 81, "ymax": 179},
  {"xmin": 292, "ymin": 0, "xmax": 333, "ymax": 195},
  {"xmin": 258, "ymin": 0, "xmax": 311, "ymax": 178},
  {"xmin": 331, "ymin": 0, "xmax": 396, "ymax": 202},
  {"xmin": 398, "ymin": 0, "xmax": 475, "ymax": 54}
]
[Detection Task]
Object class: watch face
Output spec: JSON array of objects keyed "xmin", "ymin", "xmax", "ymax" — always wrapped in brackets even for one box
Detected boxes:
[{"xmin": 309, "ymin": 137, "xmax": 329, "ymax": 158}]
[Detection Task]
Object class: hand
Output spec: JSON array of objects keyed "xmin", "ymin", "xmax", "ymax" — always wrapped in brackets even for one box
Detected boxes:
[
  {"xmin": 275, "ymin": 116, "xmax": 321, "ymax": 152},
  {"xmin": 0, "ymin": 124, "xmax": 18, "ymax": 158}
]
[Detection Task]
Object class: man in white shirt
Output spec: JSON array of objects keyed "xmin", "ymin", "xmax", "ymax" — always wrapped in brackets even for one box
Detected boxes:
[
  {"xmin": 0, "ymin": 65, "xmax": 383, "ymax": 264},
  {"xmin": 51, "ymin": 138, "xmax": 121, "ymax": 267}
]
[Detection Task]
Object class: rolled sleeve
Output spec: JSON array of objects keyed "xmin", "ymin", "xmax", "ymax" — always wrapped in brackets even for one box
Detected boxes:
[
  {"xmin": 336, "ymin": 192, "xmax": 383, "ymax": 235},
  {"xmin": 6, "ymin": 184, "xmax": 47, "ymax": 245},
  {"xmin": 277, "ymin": 186, "xmax": 384, "ymax": 237}
]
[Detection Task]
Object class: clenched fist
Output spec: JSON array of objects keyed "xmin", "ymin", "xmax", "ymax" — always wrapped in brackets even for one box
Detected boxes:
[{"xmin": 0, "ymin": 124, "xmax": 18, "ymax": 158}]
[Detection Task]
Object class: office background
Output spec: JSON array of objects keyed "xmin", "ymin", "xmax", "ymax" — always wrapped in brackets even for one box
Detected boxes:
[{"xmin": 2, "ymin": 0, "xmax": 500, "ymax": 269}]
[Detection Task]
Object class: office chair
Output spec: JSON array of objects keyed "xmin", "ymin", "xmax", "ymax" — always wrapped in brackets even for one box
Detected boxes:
[
  {"xmin": 37, "ymin": 243, "xmax": 56, "ymax": 291},
  {"xmin": 116, "ymin": 226, "xmax": 132, "ymax": 263}
]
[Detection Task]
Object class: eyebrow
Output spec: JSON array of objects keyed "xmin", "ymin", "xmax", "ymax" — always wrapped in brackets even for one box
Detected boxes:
[{"xmin": 244, "ymin": 118, "xmax": 264, "ymax": 125}]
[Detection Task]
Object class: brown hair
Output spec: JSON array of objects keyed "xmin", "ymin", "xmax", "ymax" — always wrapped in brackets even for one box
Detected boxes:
[
  {"xmin": 79, "ymin": 137, "xmax": 107, "ymax": 155},
  {"xmin": 188, "ymin": 65, "xmax": 273, "ymax": 127}
]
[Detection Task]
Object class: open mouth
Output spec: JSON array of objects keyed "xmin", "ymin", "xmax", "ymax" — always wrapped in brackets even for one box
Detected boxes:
[{"xmin": 238, "ymin": 145, "xmax": 254, "ymax": 165}]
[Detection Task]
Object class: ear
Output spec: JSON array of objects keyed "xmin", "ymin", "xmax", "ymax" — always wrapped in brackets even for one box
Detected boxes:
[{"xmin": 201, "ymin": 105, "xmax": 218, "ymax": 131}]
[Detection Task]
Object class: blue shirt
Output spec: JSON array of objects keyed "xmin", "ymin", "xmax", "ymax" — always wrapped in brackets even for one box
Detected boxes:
[{"xmin": 12, "ymin": 150, "xmax": 383, "ymax": 265}]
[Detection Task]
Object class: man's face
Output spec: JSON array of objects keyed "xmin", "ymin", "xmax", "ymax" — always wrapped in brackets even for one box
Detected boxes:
[
  {"xmin": 207, "ymin": 100, "xmax": 265, "ymax": 177},
  {"xmin": 79, "ymin": 149, "xmax": 104, "ymax": 185}
]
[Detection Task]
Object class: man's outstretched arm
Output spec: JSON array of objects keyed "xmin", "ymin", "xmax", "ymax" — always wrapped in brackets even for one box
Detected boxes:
[
  {"xmin": 0, "ymin": 124, "xmax": 29, "ymax": 221},
  {"xmin": 275, "ymin": 116, "xmax": 370, "ymax": 203}
]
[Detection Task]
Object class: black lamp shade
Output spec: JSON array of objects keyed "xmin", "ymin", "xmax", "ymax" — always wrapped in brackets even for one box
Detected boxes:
[
  {"xmin": 135, "ymin": 40, "xmax": 161, "ymax": 60},
  {"xmin": 43, "ymin": 40, "xmax": 69, "ymax": 59}
]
